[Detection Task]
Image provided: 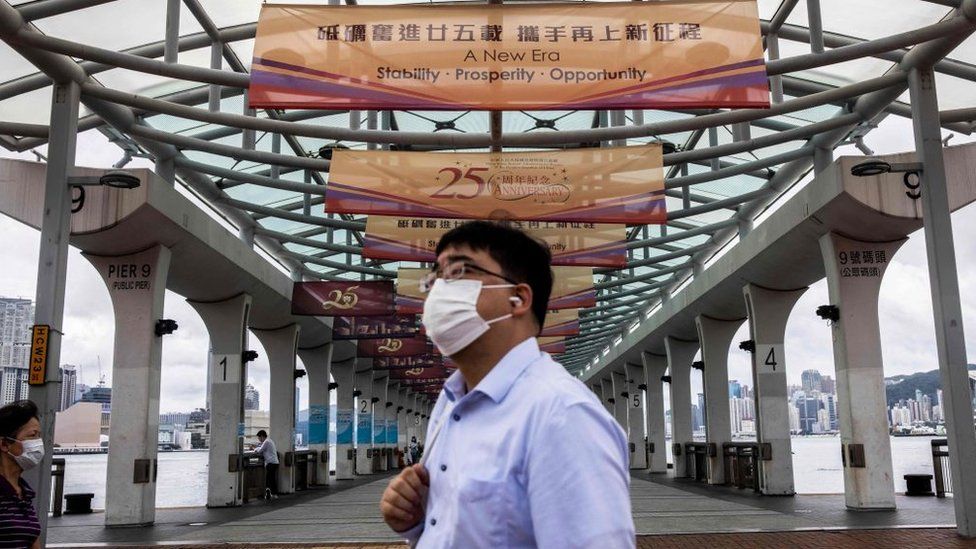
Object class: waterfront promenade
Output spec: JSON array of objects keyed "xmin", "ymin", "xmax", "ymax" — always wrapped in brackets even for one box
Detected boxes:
[{"xmin": 47, "ymin": 472, "xmax": 964, "ymax": 547}]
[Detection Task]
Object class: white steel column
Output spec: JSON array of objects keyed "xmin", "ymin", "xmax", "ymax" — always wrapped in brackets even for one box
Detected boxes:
[
  {"xmin": 84, "ymin": 245, "xmax": 171, "ymax": 525},
  {"xmin": 600, "ymin": 378, "xmax": 614, "ymax": 415},
  {"xmin": 298, "ymin": 342, "xmax": 332, "ymax": 486},
  {"xmin": 252, "ymin": 324, "xmax": 300, "ymax": 495},
  {"xmin": 188, "ymin": 294, "xmax": 251, "ymax": 507},
  {"xmin": 642, "ymin": 352, "xmax": 669, "ymax": 473},
  {"xmin": 611, "ymin": 371, "xmax": 629, "ymax": 433},
  {"xmin": 910, "ymin": 65, "xmax": 976, "ymax": 537},
  {"xmin": 331, "ymin": 354, "xmax": 356, "ymax": 480},
  {"xmin": 354, "ymin": 368, "xmax": 374, "ymax": 474},
  {"xmin": 625, "ymin": 362, "xmax": 648, "ymax": 469},
  {"xmin": 820, "ymin": 233, "xmax": 905, "ymax": 509},
  {"xmin": 743, "ymin": 284, "xmax": 805, "ymax": 496},
  {"xmin": 27, "ymin": 81, "xmax": 79, "ymax": 539},
  {"xmin": 665, "ymin": 337, "xmax": 698, "ymax": 478},
  {"xmin": 696, "ymin": 315, "xmax": 745, "ymax": 486},
  {"xmin": 372, "ymin": 374, "xmax": 389, "ymax": 472}
]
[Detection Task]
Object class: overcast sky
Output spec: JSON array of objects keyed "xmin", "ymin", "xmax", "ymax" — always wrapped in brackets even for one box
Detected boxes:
[{"xmin": 0, "ymin": 115, "xmax": 974, "ymax": 413}]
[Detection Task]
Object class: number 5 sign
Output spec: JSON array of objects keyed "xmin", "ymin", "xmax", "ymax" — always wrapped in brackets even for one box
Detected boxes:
[{"xmin": 754, "ymin": 344, "xmax": 785, "ymax": 376}]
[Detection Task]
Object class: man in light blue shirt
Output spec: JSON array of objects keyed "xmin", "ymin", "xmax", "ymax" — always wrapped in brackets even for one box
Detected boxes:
[{"xmin": 380, "ymin": 221, "xmax": 635, "ymax": 548}]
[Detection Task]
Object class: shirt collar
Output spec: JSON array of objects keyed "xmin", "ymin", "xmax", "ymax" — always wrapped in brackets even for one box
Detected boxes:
[
  {"xmin": 443, "ymin": 337, "xmax": 541, "ymax": 404},
  {"xmin": 0, "ymin": 475, "xmax": 32, "ymax": 500}
]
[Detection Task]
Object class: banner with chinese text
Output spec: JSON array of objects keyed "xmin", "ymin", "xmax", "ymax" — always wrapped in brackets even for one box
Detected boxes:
[
  {"xmin": 250, "ymin": 2, "xmax": 768, "ymax": 110},
  {"xmin": 333, "ymin": 314, "xmax": 420, "ymax": 340},
  {"xmin": 390, "ymin": 366, "xmax": 451, "ymax": 380},
  {"xmin": 374, "ymin": 355, "xmax": 444, "ymax": 370},
  {"xmin": 540, "ymin": 309, "xmax": 580, "ymax": 337},
  {"xmin": 358, "ymin": 336, "xmax": 431, "ymax": 358},
  {"xmin": 396, "ymin": 266, "xmax": 594, "ymax": 313},
  {"xmin": 292, "ymin": 281, "xmax": 395, "ymax": 316},
  {"xmin": 365, "ymin": 216, "xmax": 627, "ymax": 267},
  {"xmin": 326, "ymin": 147, "xmax": 664, "ymax": 224}
]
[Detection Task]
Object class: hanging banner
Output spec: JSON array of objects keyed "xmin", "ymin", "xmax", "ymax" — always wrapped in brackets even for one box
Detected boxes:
[
  {"xmin": 390, "ymin": 366, "xmax": 451, "ymax": 380},
  {"xmin": 398, "ymin": 377, "xmax": 449, "ymax": 387},
  {"xmin": 374, "ymin": 355, "xmax": 444, "ymax": 370},
  {"xmin": 333, "ymin": 314, "xmax": 420, "ymax": 340},
  {"xmin": 356, "ymin": 412, "xmax": 373, "ymax": 444},
  {"xmin": 326, "ymin": 146, "xmax": 664, "ymax": 225},
  {"xmin": 540, "ymin": 337, "xmax": 567, "ymax": 355},
  {"xmin": 308, "ymin": 405, "xmax": 329, "ymax": 445},
  {"xmin": 364, "ymin": 216, "xmax": 627, "ymax": 268},
  {"xmin": 397, "ymin": 266, "xmax": 593, "ymax": 313},
  {"xmin": 373, "ymin": 417, "xmax": 387, "ymax": 444},
  {"xmin": 292, "ymin": 281, "xmax": 395, "ymax": 316},
  {"xmin": 358, "ymin": 336, "xmax": 431, "ymax": 357},
  {"xmin": 249, "ymin": 2, "xmax": 768, "ymax": 111},
  {"xmin": 336, "ymin": 409, "xmax": 354, "ymax": 444},
  {"xmin": 540, "ymin": 309, "xmax": 580, "ymax": 337}
]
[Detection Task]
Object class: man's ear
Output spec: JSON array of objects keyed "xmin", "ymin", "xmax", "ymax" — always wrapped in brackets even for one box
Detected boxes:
[{"xmin": 512, "ymin": 284, "xmax": 533, "ymax": 317}]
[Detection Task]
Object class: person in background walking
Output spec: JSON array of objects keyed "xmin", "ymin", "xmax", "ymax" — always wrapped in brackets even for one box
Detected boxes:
[
  {"xmin": 0, "ymin": 400, "xmax": 43, "ymax": 549},
  {"xmin": 254, "ymin": 430, "xmax": 279, "ymax": 500}
]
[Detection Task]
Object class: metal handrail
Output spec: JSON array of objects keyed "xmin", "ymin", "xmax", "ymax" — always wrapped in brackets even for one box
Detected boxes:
[
  {"xmin": 932, "ymin": 438, "xmax": 951, "ymax": 498},
  {"xmin": 684, "ymin": 442, "xmax": 711, "ymax": 482},
  {"xmin": 723, "ymin": 442, "xmax": 762, "ymax": 493},
  {"xmin": 51, "ymin": 458, "xmax": 65, "ymax": 517}
]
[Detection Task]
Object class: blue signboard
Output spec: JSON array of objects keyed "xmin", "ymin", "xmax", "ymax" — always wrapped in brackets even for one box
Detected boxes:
[
  {"xmin": 387, "ymin": 420, "xmax": 398, "ymax": 445},
  {"xmin": 373, "ymin": 416, "xmax": 386, "ymax": 444},
  {"xmin": 336, "ymin": 409, "xmax": 354, "ymax": 444},
  {"xmin": 357, "ymin": 412, "xmax": 373, "ymax": 444},
  {"xmin": 308, "ymin": 405, "xmax": 328, "ymax": 444}
]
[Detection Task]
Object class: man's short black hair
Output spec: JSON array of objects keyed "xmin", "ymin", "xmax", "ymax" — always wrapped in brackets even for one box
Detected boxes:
[
  {"xmin": 257, "ymin": 430, "xmax": 268, "ymax": 438},
  {"xmin": 435, "ymin": 220, "xmax": 553, "ymax": 330},
  {"xmin": 0, "ymin": 400, "xmax": 38, "ymax": 439}
]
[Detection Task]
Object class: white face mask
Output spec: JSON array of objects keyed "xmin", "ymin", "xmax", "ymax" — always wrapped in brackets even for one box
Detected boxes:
[
  {"xmin": 422, "ymin": 278, "xmax": 516, "ymax": 356},
  {"xmin": 6, "ymin": 438, "xmax": 44, "ymax": 471}
]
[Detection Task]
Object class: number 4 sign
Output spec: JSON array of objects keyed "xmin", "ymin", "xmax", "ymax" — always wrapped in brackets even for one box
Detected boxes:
[
  {"xmin": 755, "ymin": 344, "xmax": 784, "ymax": 376},
  {"xmin": 212, "ymin": 354, "xmax": 241, "ymax": 384}
]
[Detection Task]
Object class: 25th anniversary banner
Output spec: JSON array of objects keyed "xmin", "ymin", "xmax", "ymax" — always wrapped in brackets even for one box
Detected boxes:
[{"xmin": 249, "ymin": 1, "xmax": 768, "ymax": 110}]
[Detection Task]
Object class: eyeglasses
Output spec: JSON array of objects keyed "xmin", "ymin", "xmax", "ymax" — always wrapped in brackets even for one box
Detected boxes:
[{"xmin": 419, "ymin": 261, "xmax": 518, "ymax": 293}]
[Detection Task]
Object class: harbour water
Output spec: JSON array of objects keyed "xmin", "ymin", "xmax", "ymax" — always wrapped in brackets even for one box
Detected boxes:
[{"xmin": 59, "ymin": 436, "xmax": 939, "ymax": 509}]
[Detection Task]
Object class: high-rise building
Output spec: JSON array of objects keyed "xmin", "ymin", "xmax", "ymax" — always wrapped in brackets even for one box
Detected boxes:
[
  {"xmin": 821, "ymin": 375, "xmax": 836, "ymax": 395},
  {"xmin": 728, "ymin": 380, "xmax": 741, "ymax": 399},
  {"xmin": 81, "ymin": 383, "xmax": 112, "ymax": 413},
  {"xmin": 160, "ymin": 412, "xmax": 190, "ymax": 428},
  {"xmin": 819, "ymin": 393, "xmax": 837, "ymax": 431},
  {"xmin": 244, "ymin": 384, "xmax": 260, "ymax": 411},
  {"xmin": 797, "ymin": 393, "xmax": 822, "ymax": 435},
  {"xmin": 801, "ymin": 370, "xmax": 823, "ymax": 394},
  {"xmin": 59, "ymin": 365, "xmax": 78, "ymax": 411},
  {"xmin": 697, "ymin": 393, "xmax": 706, "ymax": 428},
  {"xmin": 0, "ymin": 297, "xmax": 33, "ymax": 405}
]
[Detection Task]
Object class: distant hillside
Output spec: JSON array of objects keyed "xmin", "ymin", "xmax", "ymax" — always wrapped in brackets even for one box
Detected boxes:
[{"xmin": 885, "ymin": 365, "xmax": 976, "ymax": 407}]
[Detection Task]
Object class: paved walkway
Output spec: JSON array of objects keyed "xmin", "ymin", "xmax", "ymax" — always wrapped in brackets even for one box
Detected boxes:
[{"xmin": 47, "ymin": 471, "xmax": 965, "ymax": 547}]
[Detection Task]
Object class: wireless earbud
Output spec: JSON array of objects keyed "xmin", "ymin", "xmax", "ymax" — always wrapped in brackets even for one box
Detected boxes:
[{"xmin": 510, "ymin": 296, "xmax": 523, "ymax": 306}]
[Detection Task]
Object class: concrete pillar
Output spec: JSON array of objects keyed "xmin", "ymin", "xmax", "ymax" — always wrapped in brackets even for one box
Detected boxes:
[
  {"xmin": 642, "ymin": 352, "xmax": 668, "ymax": 473},
  {"xmin": 600, "ymin": 378, "xmax": 614, "ymax": 414},
  {"xmin": 354, "ymin": 368, "xmax": 374, "ymax": 474},
  {"xmin": 625, "ymin": 362, "xmax": 648, "ymax": 469},
  {"xmin": 743, "ymin": 284, "xmax": 805, "ymax": 496},
  {"xmin": 252, "ymin": 324, "xmax": 300, "ymax": 495},
  {"xmin": 397, "ymin": 387, "xmax": 409, "ymax": 457},
  {"xmin": 820, "ymin": 233, "xmax": 905, "ymax": 509},
  {"xmin": 372, "ymin": 374, "xmax": 389, "ymax": 472},
  {"xmin": 611, "ymin": 371, "xmax": 629, "ymax": 433},
  {"xmin": 665, "ymin": 337, "xmax": 699, "ymax": 478},
  {"xmin": 188, "ymin": 293, "xmax": 251, "ymax": 507},
  {"xmin": 84, "ymin": 245, "xmax": 171, "ymax": 526},
  {"xmin": 695, "ymin": 315, "xmax": 745, "ymax": 486},
  {"xmin": 387, "ymin": 384, "xmax": 400, "ymax": 470},
  {"xmin": 297, "ymin": 342, "xmax": 332, "ymax": 486},
  {"xmin": 331, "ymin": 354, "xmax": 356, "ymax": 480}
]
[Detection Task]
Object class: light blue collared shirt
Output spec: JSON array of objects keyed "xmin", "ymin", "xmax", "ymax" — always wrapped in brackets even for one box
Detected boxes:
[{"xmin": 401, "ymin": 338, "xmax": 635, "ymax": 548}]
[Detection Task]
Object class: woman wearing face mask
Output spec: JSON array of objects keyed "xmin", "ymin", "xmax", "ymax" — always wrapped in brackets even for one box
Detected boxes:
[{"xmin": 0, "ymin": 400, "xmax": 43, "ymax": 549}]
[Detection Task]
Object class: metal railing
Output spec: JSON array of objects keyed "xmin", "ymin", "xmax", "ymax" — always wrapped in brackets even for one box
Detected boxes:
[
  {"xmin": 723, "ymin": 442, "xmax": 762, "ymax": 493},
  {"xmin": 684, "ymin": 443, "xmax": 710, "ymax": 482},
  {"xmin": 291, "ymin": 450, "xmax": 317, "ymax": 490},
  {"xmin": 932, "ymin": 438, "xmax": 951, "ymax": 498},
  {"xmin": 51, "ymin": 458, "xmax": 65, "ymax": 517}
]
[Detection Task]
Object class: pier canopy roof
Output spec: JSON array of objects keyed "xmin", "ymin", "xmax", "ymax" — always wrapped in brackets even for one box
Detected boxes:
[{"xmin": 1, "ymin": 0, "xmax": 975, "ymax": 372}]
